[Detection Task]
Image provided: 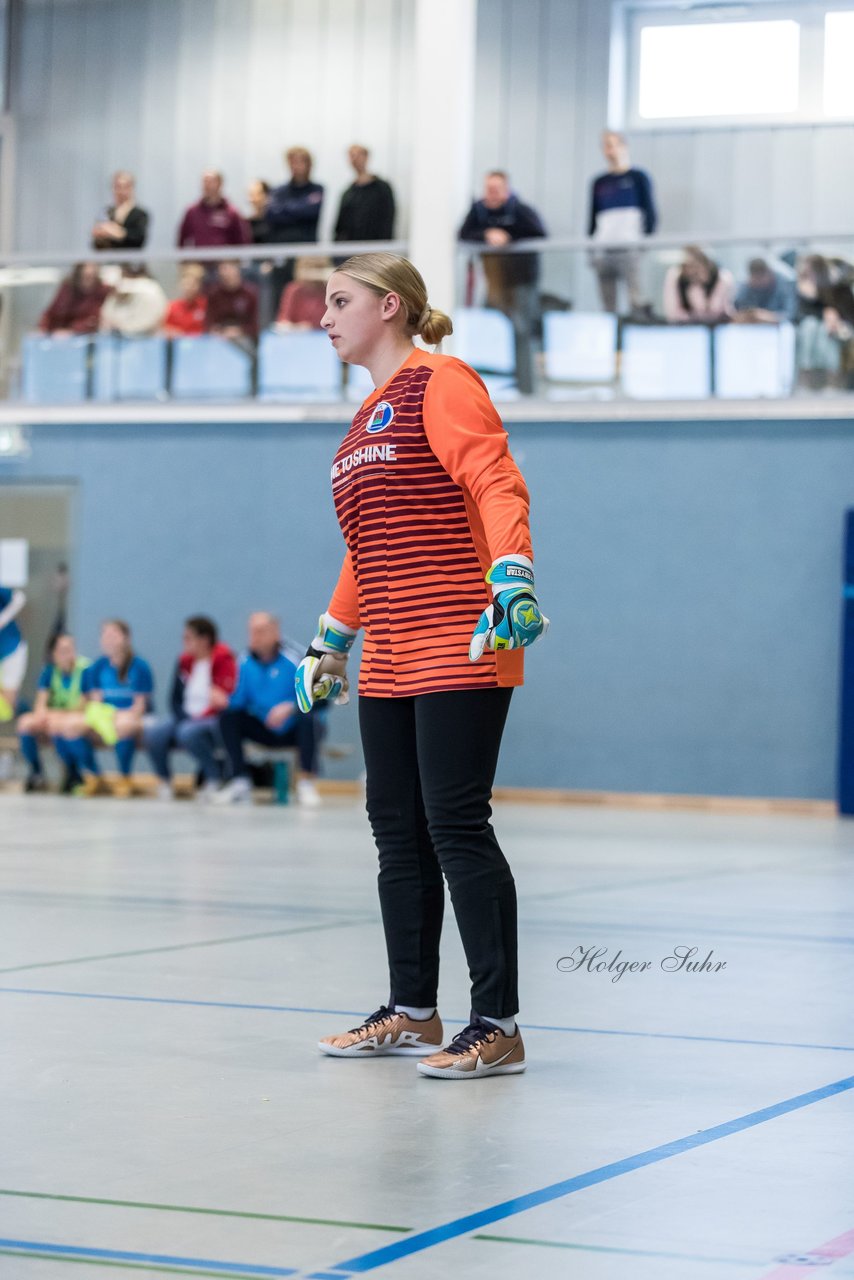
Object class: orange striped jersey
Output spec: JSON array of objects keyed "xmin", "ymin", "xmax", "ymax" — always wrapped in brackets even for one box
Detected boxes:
[{"xmin": 326, "ymin": 348, "xmax": 533, "ymax": 698}]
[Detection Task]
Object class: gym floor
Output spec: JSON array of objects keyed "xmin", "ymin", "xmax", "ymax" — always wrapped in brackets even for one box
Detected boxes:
[{"xmin": 2, "ymin": 793, "xmax": 853, "ymax": 1280}]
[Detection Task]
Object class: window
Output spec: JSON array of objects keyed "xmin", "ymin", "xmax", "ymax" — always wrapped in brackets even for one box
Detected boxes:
[
  {"xmin": 823, "ymin": 10, "xmax": 854, "ymax": 116},
  {"xmin": 615, "ymin": 2, "xmax": 854, "ymax": 129},
  {"xmin": 637, "ymin": 20, "xmax": 800, "ymax": 120}
]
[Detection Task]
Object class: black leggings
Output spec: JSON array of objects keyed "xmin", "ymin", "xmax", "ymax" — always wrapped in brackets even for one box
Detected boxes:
[{"xmin": 359, "ymin": 686, "xmax": 517, "ymax": 1019}]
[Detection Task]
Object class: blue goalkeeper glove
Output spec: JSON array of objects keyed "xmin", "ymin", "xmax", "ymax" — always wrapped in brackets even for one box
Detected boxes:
[
  {"xmin": 295, "ymin": 613, "xmax": 358, "ymax": 714},
  {"xmin": 469, "ymin": 556, "xmax": 549, "ymax": 661}
]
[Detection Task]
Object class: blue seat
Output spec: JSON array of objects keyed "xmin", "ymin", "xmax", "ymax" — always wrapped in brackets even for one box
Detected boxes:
[
  {"xmin": 714, "ymin": 322, "xmax": 796, "ymax": 398},
  {"xmin": 621, "ymin": 325, "xmax": 712, "ymax": 399},
  {"xmin": 92, "ymin": 335, "xmax": 168, "ymax": 401},
  {"xmin": 544, "ymin": 312, "xmax": 618, "ymax": 383},
  {"xmin": 452, "ymin": 307, "xmax": 516, "ymax": 375},
  {"xmin": 257, "ymin": 330, "xmax": 341, "ymax": 400},
  {"xmin": 171, "ymin": 335, "xmax": 253, "ymax": 399},
  {"xmin": 22, "ymin": 335, "xmax": 90, "ymax": 403}
]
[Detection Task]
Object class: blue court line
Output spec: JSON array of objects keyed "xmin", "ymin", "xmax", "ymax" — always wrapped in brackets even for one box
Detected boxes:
[
  {"xmin": 0, "ymin": 1238, "xmax": 297, "ymax": 1277},
  {"xmin": 1, "ymin": 988, "xmax": 852, "ymax": 1054},
  {"xmin": 319, "ymin": 1073, "xmax": 854, "ymax": 1274}
]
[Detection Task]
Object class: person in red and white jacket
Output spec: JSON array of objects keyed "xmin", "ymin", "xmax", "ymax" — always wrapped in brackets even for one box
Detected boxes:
[{"xmin": 142, "ymin": 615, "xmax": 237, "ymax": 800}]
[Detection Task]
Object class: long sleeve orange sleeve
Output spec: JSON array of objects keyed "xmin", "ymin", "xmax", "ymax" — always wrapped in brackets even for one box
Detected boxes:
[
  {"xmin": 421, "ymin": 358, "xmax": 533, "ymax": 567},
  {"xmin": 326, "ymin": 547, "xmax": 362, "ymax": 631}
]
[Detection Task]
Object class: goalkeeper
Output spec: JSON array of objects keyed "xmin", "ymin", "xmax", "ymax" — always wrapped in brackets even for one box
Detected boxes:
[{"xmin": 296, "ymin": 252, "xmax": 547, "ymax": 1081}]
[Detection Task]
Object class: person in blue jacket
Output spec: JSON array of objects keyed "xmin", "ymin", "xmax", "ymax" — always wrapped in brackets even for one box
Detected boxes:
[
  {"xmin": 58, "ymin": 619, "xmax": 153, "ymax": 797},
  {"xmin": 267, "ymin": 146, "xmax": 324, "ymax": 309},
  {"xmin": 214, "ymin": 611, "xmax": 321, "ymax": 807}
]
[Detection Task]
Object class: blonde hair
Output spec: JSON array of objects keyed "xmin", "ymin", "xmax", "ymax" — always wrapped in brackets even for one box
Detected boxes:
[{"xmin": 333, "ymin": 252, "xmax": 453, "ymax": 346}]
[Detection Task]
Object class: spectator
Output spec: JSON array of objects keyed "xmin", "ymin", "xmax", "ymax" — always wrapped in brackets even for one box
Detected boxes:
[
  {"xmin": 143, "ymin": 615, "xmax": 236, "ymax": 801},
  {"xmin": 796, "ymin": 254, "xmax": 854, "ymax": 391},
  {"xmin": 205, "ymin": 260, "xmax": 259, "ymax": 344},
  {"xmin": 177, "ymin": 171, "xmax": 251, "ymax": 249},
  {"xmin": 163, "ymin": 264, "xmax": 208, "ymax": 336},
  {"xmin": 588, "ymin": 130, "xmax": 657, "ymax": 316},
  {"xmin": 214, "ymin": 611, "xmax": 321, "ymax": 807},
  {"xmin": 268, "ymin": 147, "xmax": 324, "ymax": 305},
  {"xmin": 39, "ymin": 263, "xmax": 111, "ymax": 335},
  {"xmin": 459, "ymin": 170, "xmax": 546, "ymax": 394},
  {"xmin": 334, "ymin": 145, "xmax": 395, "ymax": 244},
  {"xmin": 58, "ymin": 619, "xmax": 153, "ymax": 798},
  {"xmin": 0, "ymin": 584, "xmax": 27, "ymax": 723},
  {"xmin": 663, "ymin": 246, "xmax": 734, "ymax": 324},
  {"xmin": 17, "ymin": 633, "xmax": 89, "ymax": 794},
  {"xmin": 99, "ymin": 265, "xmax": 168, "ymax": 337},
  {"xmin": 734, "ymin": 258, "xmax": 797, "ymax": 323},
  {"xmin": 247, "ymin": 180, "xmax": 273, "ymax": 244},
  {"xmin": 91, "ymin": 171, "xmax": 150, "ymax": 252},
  {"xmin": 274, "ymin": 257, "xmax": 330, "ymax": 331}
]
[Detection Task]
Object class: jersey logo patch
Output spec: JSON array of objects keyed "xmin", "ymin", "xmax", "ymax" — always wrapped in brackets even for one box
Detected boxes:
[{"xmin": 366, "ymin": 401, "xmax": 394, "ymax": 433}]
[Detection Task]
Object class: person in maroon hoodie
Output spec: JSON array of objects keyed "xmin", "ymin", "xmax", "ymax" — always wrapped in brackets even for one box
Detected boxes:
[
  {"xmin": 205, "ymin": 260, "xmax": 259, "ymax": 345},
  {"xmin": 39, "ymin": 262, "xmax": 111, "ymax": 335},
  {"xmin": 177, "ymin": 171, "xmax": 251, "ymax": 249},
  {"xmin": 142, "ymin": 615, "xmax": 237, "ymax": 800}
]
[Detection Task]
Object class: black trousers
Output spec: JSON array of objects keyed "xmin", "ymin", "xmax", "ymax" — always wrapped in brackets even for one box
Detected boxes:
[
  {"xmin": 359, "ymin": 687, "xmax": 517, "ymax": 1019},
  {"xmin": 219, "ymin": 707, "xmax": 318, "ymax": 777}
]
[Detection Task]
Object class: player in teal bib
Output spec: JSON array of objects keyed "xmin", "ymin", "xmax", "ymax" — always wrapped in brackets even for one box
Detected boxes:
[{"xmin": 17, "ymin": 633, "xmax": 89, "ymax": 792}]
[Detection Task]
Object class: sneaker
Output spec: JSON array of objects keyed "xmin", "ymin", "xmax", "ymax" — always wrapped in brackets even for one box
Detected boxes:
[
  {"xmin": 417, "ymin": 1014, "xmax": 526, "ymax": 1080},
  {"xmin": 60, "ymin": 767, "xmax": 82, "ymax": 795},
  {"xmin": 297, "ymin": 777, "xmax": 321, "ymax": 807},
  {"xmin": 111, "ymin": 775, "xmax": 134, "ymax": 799},
  {"xmin": 319, "ymin": 1005, "xmax": 444, "ymax": 1058},
  {"xmin": 211, "ymin": 776, "xmax": 252, "ymax": 805},
  {"xmin": 197, "ymin": 778, "xmax": 221, "ymax": 802},
  {"xmin": 24, "ymin": 773, "xmax": 47, "ymax": 793},
  {"xmin": 80, "ymin": 774, "xmax": 111, "ymax": 797},
  {"xmin": 156, "ymin": 780, "xmax": 174, "ymax": 801}
]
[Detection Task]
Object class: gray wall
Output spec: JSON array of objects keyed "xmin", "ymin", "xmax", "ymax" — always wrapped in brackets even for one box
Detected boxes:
[
  {"xmin": 2, "ymin": 414, "xmax": 851, "ymax": 800},
  {"xmin": 12, "ymin": 0, "xmax": 854, "ymax": 254}
]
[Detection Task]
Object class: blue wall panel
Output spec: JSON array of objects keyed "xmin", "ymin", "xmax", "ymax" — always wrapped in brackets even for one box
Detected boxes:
[{"xmin": 3, "ymin": 416, "xmax": 852, "ymax": 799}]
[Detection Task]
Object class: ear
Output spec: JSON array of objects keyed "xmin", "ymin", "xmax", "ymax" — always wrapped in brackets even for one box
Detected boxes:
[{"xmin": 381, "ymin": 291, "xmax": 404, "ymax": 322}]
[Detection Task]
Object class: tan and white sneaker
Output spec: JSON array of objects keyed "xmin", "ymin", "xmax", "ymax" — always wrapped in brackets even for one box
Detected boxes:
[
  {"xmin": 417, "ymin": 1014, "xmax": 526, "ymax": 1079},
  {"xmin": 318, "ymin": 1005, "xmax": 444, "ymax": 1058}
]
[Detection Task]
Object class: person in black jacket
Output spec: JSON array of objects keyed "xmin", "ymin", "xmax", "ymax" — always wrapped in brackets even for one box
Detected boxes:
[
  {"xmin": 91, "ymin": 171, "xmax": 149, "ymax": 252},
  {"xmin": 459, "ymin": 171, "xmax": 546, "ymax": 394},
  {"xmin": 267, "ymin": 147, "xmax": 324, "ymax": 308},
  {"xmin": 334, "ymin": 145, "xmax": 395, "ymax": 244}
]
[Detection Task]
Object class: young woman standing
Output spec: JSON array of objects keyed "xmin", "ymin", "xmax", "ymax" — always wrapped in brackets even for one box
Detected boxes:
[{"xmin": 296, "ymin": 253, "xmax": 547, "ymax": 1080}]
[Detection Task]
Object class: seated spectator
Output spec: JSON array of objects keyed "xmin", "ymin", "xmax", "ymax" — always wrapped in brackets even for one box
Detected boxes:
[
  {"xmin": 58, "ymin": 619, "xmax": 153, "ymax": 798},
  {"xmin": 213, "ymin": 612, "xmax": 320, "ymax": 807},
  {"xmin": 163, "ymin": 265, "xmax": 208, "ymax": 336},
  {"xmin": 205, "ymin": 261, "xmax": 259, "ymax": 344},
  {"xmin": 796, "ymin": 254, "xmax": 854, "ymax": 391},
  {"xmin": 334, "ymin": 145, "xmax": 395, "ymax": 243},
  {"xmin": 99, "ymin": 265, "xmax": 168, "ymax": 337},
  {"xmin": 142, "ymin": 615, "xmax": 236, "ymax": 801},
  {"xmin": 91, "ymin": 171, "xmax": 149, "ymax": 252},
  {"xmin": 177, "ymin": 171, "xmax": 251, "ymax": 248},
  {"xmin": 247, "ymin": 179, "xmax": 272, "ymax": 244},
  {"xmin": 39, "ymin": 263, "xmax": 111, "ymax": 335},
  {"xmin": 17, "ymin": 633, "xmax": 89, "ymax": 793},
  {"xmin": 663, "ymin": 246, "xmax": 734, "ymax": 325},
  {"xmin": 734, "ymin": 258, "xmax": 797, "ymax": 323},
  {"xmin": 0, "ymin": 584, "xmax": 27, "ymax": 722},
  {"xmin": 274, "ymin": 257, "xmax": 330, "ymax": 331}
]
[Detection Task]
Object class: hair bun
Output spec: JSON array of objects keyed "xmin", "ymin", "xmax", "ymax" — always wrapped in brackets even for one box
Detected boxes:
[{"xmin": 419, "ymin": 305, "xmax": 454, "ymax": 347}]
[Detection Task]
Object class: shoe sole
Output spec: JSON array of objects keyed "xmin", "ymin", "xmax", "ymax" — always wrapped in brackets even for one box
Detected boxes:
[
  {"xmin": 417, "ymin": 1060, "xmax": 527, "ymax": 1079},
  {"xmin": 318, "ymin": 1041, "xmax": 444, "ymax": 1058}
]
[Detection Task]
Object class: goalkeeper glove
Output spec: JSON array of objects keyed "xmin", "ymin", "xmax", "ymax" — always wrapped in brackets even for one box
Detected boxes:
[
  {"xmin": 295, "ymin": 613, "xmax": 357, "ymax": 714},
  {"xmin": 469, "ymin": 556, "xmax": 549, "ymax": 661}
]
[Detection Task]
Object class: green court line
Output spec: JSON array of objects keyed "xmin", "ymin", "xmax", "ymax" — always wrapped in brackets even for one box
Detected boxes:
[
  {"xmin": 0, "ymin": 1190, "xmax": 409, "ymax": 1235},
  {"xmin": 0, "ymin": 919, "xmax": 364, "ymax": 976},
  {"xmin": 0, "ymin": 1249, "xmax": 269, "ymax": 1279},
  {"xmin": 473, "ymin": 1233, "xmax": 764, "ymax": 1266}
]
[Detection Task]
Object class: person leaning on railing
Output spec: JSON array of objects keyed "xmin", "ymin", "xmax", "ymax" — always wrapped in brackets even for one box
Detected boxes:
[
  {"xmin": 39, "ymin": 262, "xmax": 111, "ymax": 336},
  {"xmin": 663, "ymin": 246, "xmax": 734, "ymax": 325},
  {"xmin": 796, "ymin": 254, "xmax": 854, "ymax": 392}
]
